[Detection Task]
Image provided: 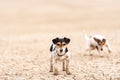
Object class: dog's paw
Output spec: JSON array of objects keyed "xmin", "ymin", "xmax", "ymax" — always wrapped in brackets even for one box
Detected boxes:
[
  {"xmin": 108, "ymin": 50, "xmax": 111, "ymax": 53},
  {"xmin": 90, "ymin": 54, "xmax": 93, "ymax": 56},
  {"xmin": 49, "ymin": 70, "xmax": 53, "ymax": 72},
  {"xmin": 53, "ymin": 70, "xmax": 59, "ymax": 75},
  {"xmin": 66, "ymin": 71, "xmax": 71, "ymax": 75},
  {"xmin": 49, "ymin": 68, "xmax": 53, "ymax": 72},
  {"xmin": 54, "ymin": 72, "xmax": 59, "ymax": 75},
  {"xmin": 63, "ymin": 68, "xmax": 66, "ymax": 71}
]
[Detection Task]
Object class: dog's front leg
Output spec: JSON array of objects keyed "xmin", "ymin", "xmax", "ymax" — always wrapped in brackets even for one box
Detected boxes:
[
  {"xmin": 96, "ymin": 46, "xmax": 101, "ymax": 53},
  {"xmin": 105, "ymin": 42, "xmax": 111, "ymax": 53},
  {"xmin": 50, "ymin": 56, "xmax": 53, "ymax": 72},
  {"xmin": 97, "ymin": 49, "xmax": 101, "ymax": 53},
  {"xmin": 63, "ymin": 60, "xmax": 66, "ymax": 71},
  {"xmin": 66, "ymin": 59, "xmax": 71, "ymax": 75},
  {"xmin": 53, "ymin": 60, "xmax": 58, "ymax": 75}
]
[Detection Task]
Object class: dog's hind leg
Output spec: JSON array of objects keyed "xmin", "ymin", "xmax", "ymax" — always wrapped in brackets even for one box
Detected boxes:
[{"xmin": 84, "ymin": 48, "xmax": 92, "ymax": 56}]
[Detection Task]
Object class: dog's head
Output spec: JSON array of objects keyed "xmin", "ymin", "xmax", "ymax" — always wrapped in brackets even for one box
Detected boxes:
[
  {"xmin": 94, "ymin": 37, "xmax": 106, "ymax": 46},
  {"xmin": 52, "ymin": 37, "xmax": 70, "ymax": 56}
]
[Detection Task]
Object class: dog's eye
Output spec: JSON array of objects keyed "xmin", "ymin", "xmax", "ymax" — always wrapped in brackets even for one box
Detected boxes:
[
  {"xmin": 57, "ymin": 44, "xmax": 60, "ymax": 46},
  {"xmin": 62, "ymin": 44, "xmax": 66, "ymax": 46}
]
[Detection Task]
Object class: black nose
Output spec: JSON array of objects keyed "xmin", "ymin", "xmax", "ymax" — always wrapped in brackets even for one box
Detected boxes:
[
  {"xmin": 101, "ymin": 48, "xmax": 103, "ymax": 51},
  {"xmin": 60, "ymin": 49, "xmax": 63, "ymax": 53}
]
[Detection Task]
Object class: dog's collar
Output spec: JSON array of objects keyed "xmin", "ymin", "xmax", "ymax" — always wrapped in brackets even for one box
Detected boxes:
[{"xmin": 57, "ymin": 53, "xmax": 66, "ymax": 57}]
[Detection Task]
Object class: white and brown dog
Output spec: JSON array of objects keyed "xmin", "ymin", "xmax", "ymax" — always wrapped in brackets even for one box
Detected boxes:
[
  {"xmin": 49, "ymin": 37, "xmax": 71, "ymax": 75},
  {"xmin": 85, "ymin": 34, "xmax": 111, "ymax": 54}
]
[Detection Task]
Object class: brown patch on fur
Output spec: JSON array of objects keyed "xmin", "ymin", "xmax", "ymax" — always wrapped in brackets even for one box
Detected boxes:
[
  {"xmin": 102, "ymin": 39, "xmax": 106, "ymax": 45},
  {"xmin": 94, "ymin": 37, "xmax": 101, "ymax": 45},
  {"xmin": 90, "ymin": 44, "xmax": 96, "ymax": 50},
  {"xmin": 56, "ymin": 42, "xmax": 67, "ymax": 49},
  {"xmin": 94, "ymin": 37, "xmax": 106, "ymax": 46}
]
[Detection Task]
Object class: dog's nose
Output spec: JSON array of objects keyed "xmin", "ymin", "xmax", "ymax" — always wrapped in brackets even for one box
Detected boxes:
[
  {"xmin": 101, "ymin": 48, "xmax": 103, "ymax": 51},
  {"xmin": 60, "ymin": 49, "xmax": 63, "ymax": 53}
]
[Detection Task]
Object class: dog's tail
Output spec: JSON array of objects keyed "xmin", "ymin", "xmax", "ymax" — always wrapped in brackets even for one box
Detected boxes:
[
  {"xmin": 84, "ymin": 34, "xmax": 90, "ymax": 49},
  {"xmin": 84, "ymin": 34, "xmax": 89, "ymax": 41}
]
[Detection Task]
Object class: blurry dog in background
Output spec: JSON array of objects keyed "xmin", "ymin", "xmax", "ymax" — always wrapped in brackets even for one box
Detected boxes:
[
  {"xmin": 49, "ymin": 37, "xmax": 71, "ymax": 75},
  {"xmin": 85, "ymin": 34, "xmax": 111, "ymax": 54}
]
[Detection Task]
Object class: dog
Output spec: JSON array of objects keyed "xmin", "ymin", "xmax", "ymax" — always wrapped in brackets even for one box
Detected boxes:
[
  {"xmin": 49, "ymin": 37, "xmax": 71, "ymax": 75},
  {"xmin": 85, "ymin": 34, "xmax": 111, "ymax": 54}
]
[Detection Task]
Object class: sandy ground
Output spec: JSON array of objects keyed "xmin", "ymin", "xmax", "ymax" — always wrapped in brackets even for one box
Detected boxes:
[{"xmin": 0, "ymin": 0, "xmax": 120, "ymax": 80}]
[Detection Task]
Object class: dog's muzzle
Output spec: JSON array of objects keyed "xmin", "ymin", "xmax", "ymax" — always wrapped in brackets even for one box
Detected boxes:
[
  {"xmin": 60, "ymin": 49, "xmax": 63, "ymax": 53},
  {"xmin": 56, "ymin": 49, "xmax": 66, "ymax": 57}
]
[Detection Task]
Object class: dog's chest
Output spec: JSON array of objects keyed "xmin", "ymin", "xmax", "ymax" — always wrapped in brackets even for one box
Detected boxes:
[{"xmin": 55, "ymin": 55, "xmax": 69, "ymax": 61}]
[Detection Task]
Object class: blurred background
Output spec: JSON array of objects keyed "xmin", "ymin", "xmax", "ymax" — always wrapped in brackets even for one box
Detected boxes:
[
  {"xmin": 0, "ymin": 1, "xmax": 120, "ymax": 80},
  {"xmin": 0, "ymin": 0, "xmax": 120, "ymax": 35}
]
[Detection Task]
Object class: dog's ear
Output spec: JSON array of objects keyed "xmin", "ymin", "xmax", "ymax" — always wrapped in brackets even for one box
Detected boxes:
[
  {"xmin": 52, "ymin": 37, "xmax": 59, "ymax": 44},
  {"xmin": 102, "ymin": 39, "xmax": 106, "ymax": 44},
  {"xmin": 65, "ymin": 48, "xmax": 68, "ymax": 53},
  {"xmin": 64, "ymin": 37, "xmax": 70, "ymax": 44},
  {"xmin": 94, "ymin": 37, "xmax": 99, "ymax": 43},
  {"xmin": 102, "ymin": 39, "xmax": 106, "ymax": 43}
]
